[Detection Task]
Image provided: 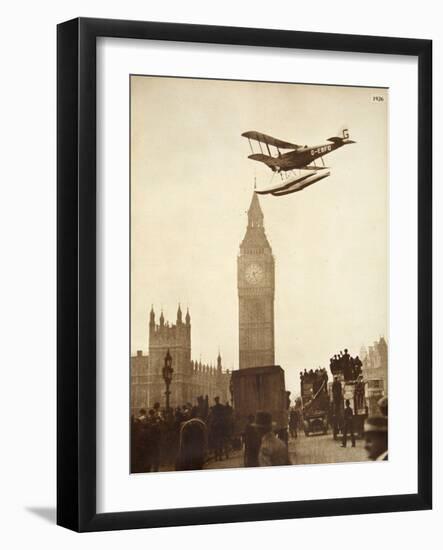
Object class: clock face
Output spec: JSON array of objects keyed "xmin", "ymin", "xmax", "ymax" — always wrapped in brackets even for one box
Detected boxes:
[{"xmin": 245, "ymin": 263, "xmax": 264, "ymax": 285}]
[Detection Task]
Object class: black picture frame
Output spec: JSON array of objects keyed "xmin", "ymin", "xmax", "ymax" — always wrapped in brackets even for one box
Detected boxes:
[{"xmin": 57, "ymin": 17, "xmax": 432, "ymax": 532}]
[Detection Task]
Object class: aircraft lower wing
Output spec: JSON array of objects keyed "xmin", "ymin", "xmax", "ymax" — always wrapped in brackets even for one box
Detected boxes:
[
  {"xmin": 255, "ymin": 170, "xmax": 330, "ymax": 196},
  {"xmin": 248, "ymin": 153, "xmax": 280, "ymax": 170}
]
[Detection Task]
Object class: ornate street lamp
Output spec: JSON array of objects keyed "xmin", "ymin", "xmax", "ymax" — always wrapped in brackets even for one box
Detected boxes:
[
  {"xmin": 229, "ymin": 375, "xmax": 234, "ymax": 407},
  {"xmin": 162, "ymin": 349, "xmax": 174, "ymax": 412}
]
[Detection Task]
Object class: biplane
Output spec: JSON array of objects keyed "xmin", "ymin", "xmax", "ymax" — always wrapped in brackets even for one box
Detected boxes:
[{"xmin": 241, "ymin": 129, "xmax": 355, "ymax": 196}]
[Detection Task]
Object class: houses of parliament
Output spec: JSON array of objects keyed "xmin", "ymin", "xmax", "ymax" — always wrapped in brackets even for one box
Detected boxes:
[
  {"xmin": 131, "ymin": 192, "xmax": 276, "ymax": 414},
  {"xmin": 131, "ymin": 305, "xmax": 231, "ymax": 415}
]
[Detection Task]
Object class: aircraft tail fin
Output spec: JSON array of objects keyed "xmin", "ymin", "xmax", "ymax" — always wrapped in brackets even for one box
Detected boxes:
[{"xmin": 327, "ymin": 128, "xmax": 356, "ymax": 144}]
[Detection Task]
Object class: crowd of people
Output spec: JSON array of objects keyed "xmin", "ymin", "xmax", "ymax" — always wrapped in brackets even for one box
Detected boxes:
[
  {"xmin": 131, "ymin": 356, "xmax": 388, "ymax": 472},
  {"xmin": 299, "ymin": 367, "xmax": 329, "ymax": 394},
  {"xmin": 329, "ymin": 349, "xmax": 363, "ymax": 381},
  {"xmin": 298, "ymin": 349, "xmax": 387, "ymax": 461},
  {"xmin": 131, "ymin": 396, "xmax": 235, "ymax": 472}
]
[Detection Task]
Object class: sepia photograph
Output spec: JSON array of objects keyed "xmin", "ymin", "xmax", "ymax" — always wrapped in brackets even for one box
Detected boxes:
[{"xmin": 130, "ymin": 75, "xmax": 389, "ymax": 474}]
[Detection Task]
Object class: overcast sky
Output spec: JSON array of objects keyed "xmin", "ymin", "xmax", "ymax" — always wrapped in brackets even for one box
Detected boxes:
[{"xmin": 131, "ymin": 76, "xmax": 388, "ymax": 396}]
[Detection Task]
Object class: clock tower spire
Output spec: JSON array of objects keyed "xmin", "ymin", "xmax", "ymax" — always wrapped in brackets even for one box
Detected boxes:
[
  {"xmin": 247, "ymin": 191, "xmax": 264, "ymax": 228},
  {"xmin": 238, "ymin": 192, "xmax": 275, "ymax": 369}
]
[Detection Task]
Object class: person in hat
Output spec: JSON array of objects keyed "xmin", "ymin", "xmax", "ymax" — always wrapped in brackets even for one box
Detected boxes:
[
  {"xmin": 243, "ymin": 414, "xmax": 261, "ymax": 467},
  {"xmin": 289, "ymin": 408, "xmax": 299, "ymax": 439},
  {"xmin": 341, "ymin": 399, "xmax": 356, "ymax": 448},
  {"xmin": 342, "ymin": 349, "xmax": 352, "ymax": 380},
  {"xmin": 208, "ymin": 396, "xmax": 226, "ymax": 461},
  {"xmin": 364, "ymin": 415, "xmax": 388, "ymax": 460},
  {"xmin": 144, "ymin": 408, "xmax": 162, "ymax": 472},
  {"xmin": 332, "ymin": 376, "xmax": 342, "ymax": 403},
  {"xmin": 254, "ymin": 411, "xmax": 291, "ymax": 467}
]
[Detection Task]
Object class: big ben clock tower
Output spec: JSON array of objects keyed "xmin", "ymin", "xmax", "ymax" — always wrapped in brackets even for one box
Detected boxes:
[{"xmin": 238, "ymin": 192, "xmax": 275, "ymax": 369}]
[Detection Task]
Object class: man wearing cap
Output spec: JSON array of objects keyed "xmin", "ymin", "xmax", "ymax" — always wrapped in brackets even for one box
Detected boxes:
[
  {"xmin": 341, "ymin": 399, "xmax": 356, "ymax": 448},
  {"xmin": 332, "ymin": 376, "xmax": 342, "ymax": 404},
  {"xmin": 364, "ymin": 415, "xmax": 388, "ymax": 460},
  {"xmin": 254, "ymin": 411, "xmax": 291, "ymax": 467},
  {"xmin": 209, "ymin": 396, "xmax": 226, "ymax": 461},
  {"xmin": 243, "ymin": 414, "xmax": 261, "ymax": 467}
]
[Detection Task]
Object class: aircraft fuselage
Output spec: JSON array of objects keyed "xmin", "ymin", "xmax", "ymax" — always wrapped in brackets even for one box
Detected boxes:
[{"xmin": 277, "ymin": 140, "xmax": 348, "ymax": 170}]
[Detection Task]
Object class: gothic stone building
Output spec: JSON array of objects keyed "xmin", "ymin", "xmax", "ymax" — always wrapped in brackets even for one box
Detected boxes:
[
  {"xmin": 131, "ymin": 306, "xmax": 230, "ymax": 415},
  {"xmin": 360, "ymin": 336, "xmax": 388, "ymax": 415},
  {"xmin": 238, "ymin": 193, "xmax": 275, "ymax": 369}
]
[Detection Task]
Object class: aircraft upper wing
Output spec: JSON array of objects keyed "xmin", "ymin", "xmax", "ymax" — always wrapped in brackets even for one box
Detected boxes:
[{"xmin": 241, "ymin": 131, "xmax": 300, "ymax": 150}]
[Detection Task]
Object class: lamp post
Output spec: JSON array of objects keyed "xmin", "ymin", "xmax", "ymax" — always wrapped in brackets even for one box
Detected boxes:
[
  {"xmin": 229, "ymin": 375, "xmax": 234, "ymax": 407},
  {"xmin": 162, "ymin": 349, "xmax": 174, "ymax": 413}
]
